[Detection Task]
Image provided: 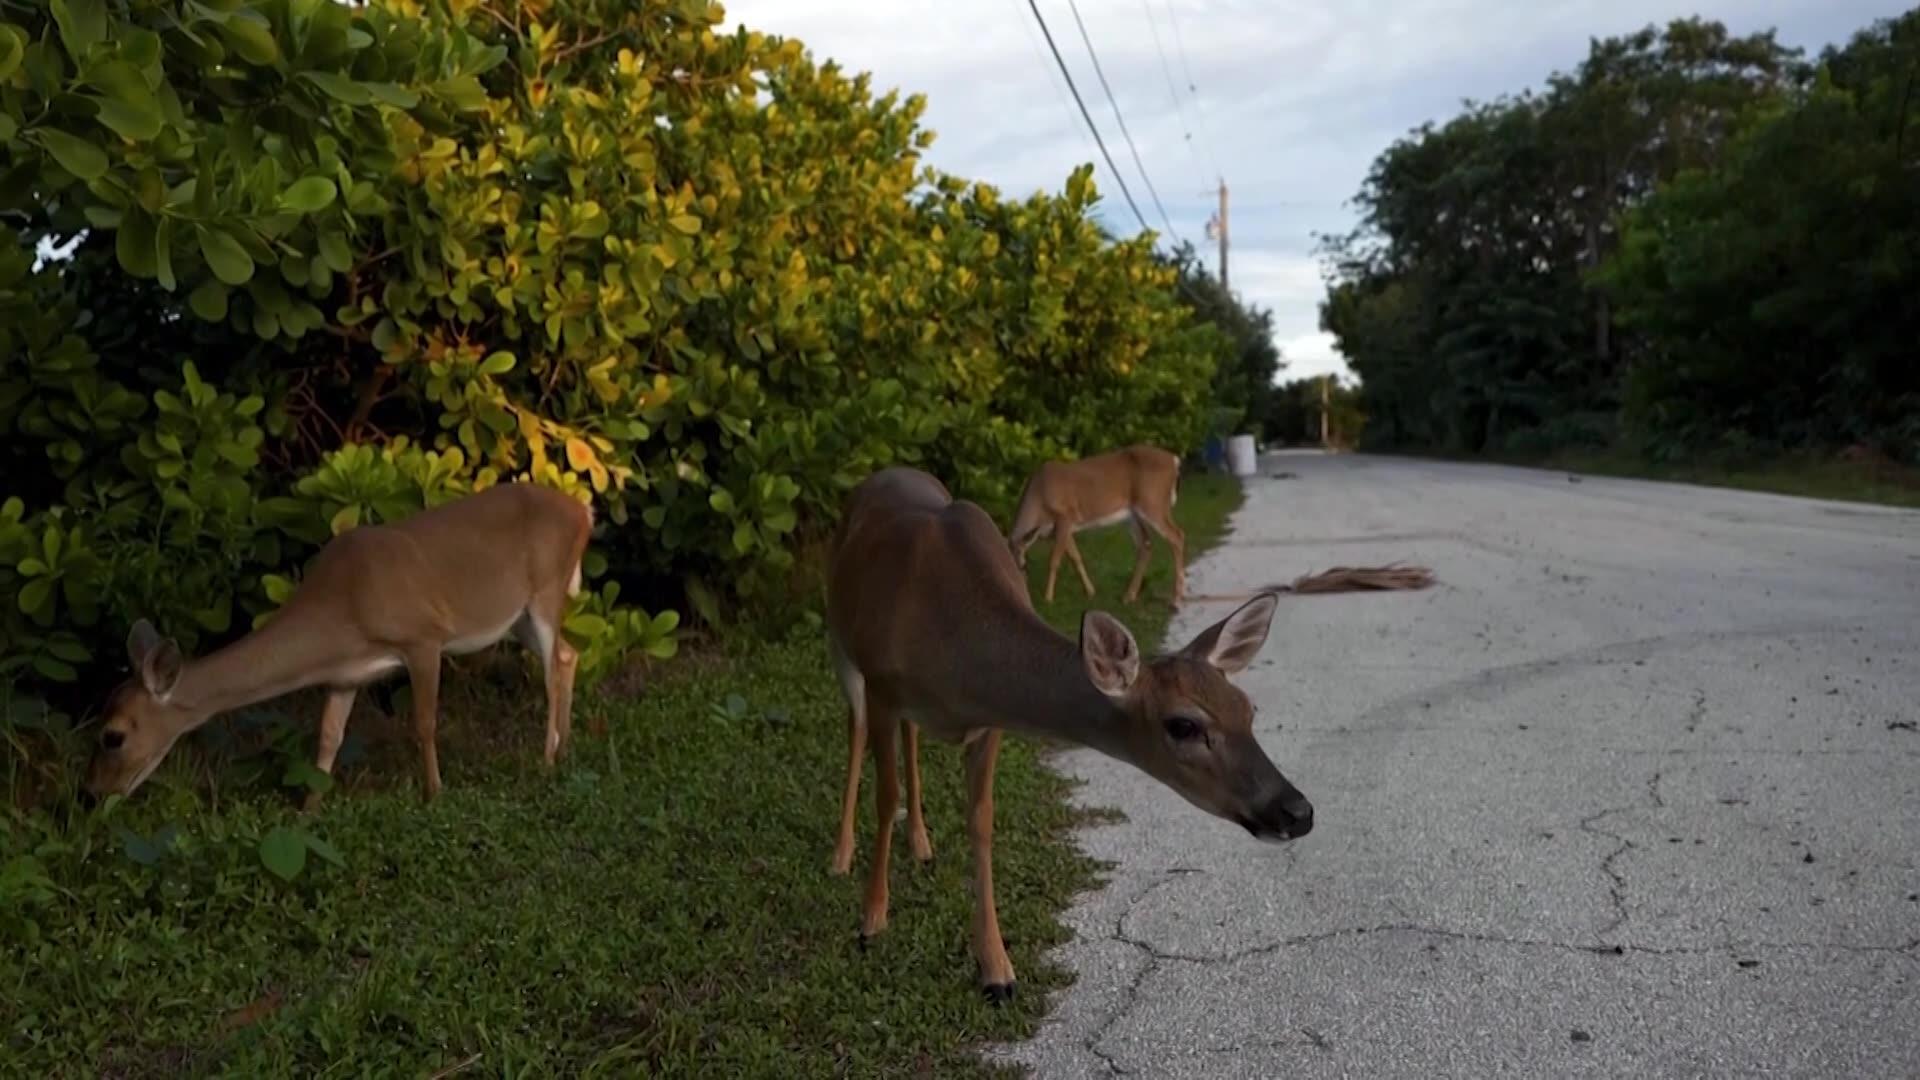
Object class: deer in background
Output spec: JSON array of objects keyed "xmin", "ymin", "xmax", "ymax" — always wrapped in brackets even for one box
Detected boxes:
[
  {"xmin": 84, "ymin": 482, "xmax": 593, "ymax": 804},
  {"xmin": 826, "ymin": 467, "xmax": 1311, "ymax": 1001},
  {"xmin": 1008, "ymin": 444, "xmax": 1186, "ymax": 606}
]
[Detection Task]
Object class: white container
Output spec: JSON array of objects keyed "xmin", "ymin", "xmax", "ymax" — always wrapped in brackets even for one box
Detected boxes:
[{"xmin": 1227, "ymin": 433, "xmax": 1257, "ymax": 477}]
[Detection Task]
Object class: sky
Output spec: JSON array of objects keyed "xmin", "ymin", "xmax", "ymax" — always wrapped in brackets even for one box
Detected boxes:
[{"xmin": 723, "ymin": 0, "xmax": 1899, "ymax": 382}]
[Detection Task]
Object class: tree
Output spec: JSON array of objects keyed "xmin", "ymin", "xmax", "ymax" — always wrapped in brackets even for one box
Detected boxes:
[{"xmin": 1160, "ymin": 241, "xmax": 1284, "ymax": 438}]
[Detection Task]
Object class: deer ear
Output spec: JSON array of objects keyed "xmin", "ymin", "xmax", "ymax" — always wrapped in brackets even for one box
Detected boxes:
[
  {"xmin": 1182, "ymin": 592, "xmax": 1279, "ymax": 675},
  {"xmin": 126, "ymin": 620, "xmax": 161, "ymax": 666},
  {"xmin": 127, "ymin": 620, "xmax": 183, "ymax": 700},
  {"xmin": 1080, "ymin": 610, "xmax": 1141, "ymax": 698}
]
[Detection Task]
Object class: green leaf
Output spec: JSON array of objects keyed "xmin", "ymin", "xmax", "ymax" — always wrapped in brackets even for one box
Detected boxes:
[
  {"xmin": 0, "ymin": 26, "xmax": 27, "ymax": 83},
  {"xmin": 197, "ymin": 225, "xmax": 255, "ymax": 285},
  {"xmin": 189, "ymin": 279, "xmax": 228, "ymax": 321},
  {"xmin": 479, "ymin": 351, "xmax": 515, "ymax": 375},
  {"xmin": 47, "ymin": 637, "xmax": 90, "ymax": 663},
  {"xmin": 18, "ymin": 578, "xmax": 53, "ymax": 618},
  {"xmin": 258, "ymin": 827, "xmax": 307, "ymax": 881},
  {"xmin": 0, "ymin": 114, "xmax": 15, "ymax": 142},
  {"xmin": 318, "ymin": 229, "xmax": 352, "ymax": 272},
  {"xmin": 565, "ymin": 613, "xmax": 609, "ymax": 637},
  {"xmin": 282, "ymin": 759, "xmax": 334, "ymax": 794},
  {"xmin": 31, "ymin": 655, "xmax": 78, "ymax": 681},
  {"xmin": 300, "ymin": 70, "xmax": 372, "ymax": 105},
  {"xmin": 279, "ymin": 175, "xmax": 337, "ymax": 213},
  {"xmin": 116, "ymin": 211, "xmax": 158, "ymax": 278},
  {"xmin": 364, "ymin": 82, "xmax": 420, "ymax": 108},
  {"xmin": 430, "ymin": 76, "xmax": 487, "ymax": 111},
  {"xmin": 154, "ymin": 215, "xmax": 175, "ymax": 290},
  {"xmin": 329, "ymin": 504, "xmax": 360, "ymax": 534},
  {"xmin": 50, "ymin": 0, "xmax": 106, "ymax": 58},
  {"xmin": 305, "ymin": 833, "xmax": 344, "ymax": 868},
  {"xmin": 683, "ymin": 577, "xmax": 722, "ymax": 627},
  {"xmin": 86, "ymin": 60, "xmax": 162, "ymax": 139},
  {"xmin": 91, "ymin": 97, "xmax": 162, "ymax": 140},
  {"xmin": 33, "ymin": 128, "xmax": 109, "ymax": 181},
  {"xmin": 708, "ymin": 490, "xmax": 735, "ymax": 514},
  {"xmin": 220, "ymin": 17, "xmax": 280, "ymax": 65},
  {"xmin": 668, "ymin": 214, "xmax": 702, "ymax": 235}
]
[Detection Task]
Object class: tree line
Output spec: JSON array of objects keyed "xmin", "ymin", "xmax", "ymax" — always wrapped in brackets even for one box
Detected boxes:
[{"xmin": 1320, "ymin": 11, "xmax": 1919, "ymax": 461}]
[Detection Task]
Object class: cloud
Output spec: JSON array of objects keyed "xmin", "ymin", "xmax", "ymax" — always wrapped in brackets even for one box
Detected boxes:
[{"xmin": 724, "ymin": 0, "xmax": 1891, "ymax": 381}]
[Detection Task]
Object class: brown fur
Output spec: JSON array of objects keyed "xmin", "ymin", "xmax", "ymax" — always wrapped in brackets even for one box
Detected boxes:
[
  {"xmin": 1008, "ymin": 444, "xmax": 1187, "ymax": 605},
  {"xmin": 84, "ymin": 483, "xmax": 593, "ymax": 803},
  {"xmin": 824, "ymin": 467, "xmax": 1310, "ymax": 1000}
]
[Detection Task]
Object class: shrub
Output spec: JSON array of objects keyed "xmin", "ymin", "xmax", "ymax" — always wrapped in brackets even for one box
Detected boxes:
[{"xmin": 1, "ymin": 0, "xmax": 1220, "ymax": 702}]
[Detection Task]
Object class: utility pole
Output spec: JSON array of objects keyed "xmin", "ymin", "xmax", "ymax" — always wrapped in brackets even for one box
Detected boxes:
[{"xmin": 1204, "ymin": 178, "xmax": 1228, "ymax": 290}]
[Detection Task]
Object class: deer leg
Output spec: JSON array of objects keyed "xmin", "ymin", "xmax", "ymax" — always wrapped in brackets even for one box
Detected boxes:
[
  {"xmin": 1060, "ymin": 526, "xmax": 1097, "ymax": 598},
  {"xmin": 903, "ymin": 721, "xmax": 933, "ymax": 863},
  {"xmin": 829, "ymin": 643, "xmax": 867, "ymax": 876},
  {"xmin": 552, "ymin": 639, "xmax": 578, "ymax": 758},
  {"xmin": 1122, "ymin": 515, "xmax": 1154, "ymax": 604},
  {"xmin": 522, "ymin": 595, "xmax": 579, "ymax": 766},
  {"xmin": 1044, "ymin": 529, "xmax": 1068, "ymax": 603},
  {"xmin": 860, "ymin": 705, "xmax": 899, "ymax": 943},
  {"xmin": 403, "ymin": 647, "xmax": 445, "ymax": 801},
  {"xmin": 1143, "ymin": 512, "xmax": 1187, "ymax": 606},
  {"xmin": 304, "ymin": 687, "xmax": 357, "ymax": 812},
  {"xmin": 966, "ymin": 728, "xmax": 1015, "ymax": 1001}
]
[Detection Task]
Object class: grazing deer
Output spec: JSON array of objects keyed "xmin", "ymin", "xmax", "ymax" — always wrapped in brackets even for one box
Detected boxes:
[
  {"xmin": 84, "ymin": 482, "xmax": 593, "ymax": 804},
  {"xmin": 826, "ymin": 467, "xmax": 1311, "ymax": 1001},
  {"xmin": 1007, "ymin": 444, "xmax": 1186, "ymax": 606}
]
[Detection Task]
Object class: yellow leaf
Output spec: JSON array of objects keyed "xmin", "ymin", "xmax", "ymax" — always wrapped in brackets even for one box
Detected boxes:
[{"xmin": 565, "ymin": 437, "xmax": 594, "ymax": 471}]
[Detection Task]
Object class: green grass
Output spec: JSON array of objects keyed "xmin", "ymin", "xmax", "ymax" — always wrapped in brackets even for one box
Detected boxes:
[
  {"xmin": 1499, "ymin": 447, "xmax": 1920, "ymax": 509},
  {"xmin": 0, "ymin": 474, "xmax": 1243, "ymax": 1078}
]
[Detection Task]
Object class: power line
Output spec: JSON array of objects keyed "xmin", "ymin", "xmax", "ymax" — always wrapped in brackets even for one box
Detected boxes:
[
  {"xmin": 1005, "ymin": 0, "xmax": 1104, "ymax": 172},
  {"xmin": 1159, "ymin": 0, "xmax": 1223, "ymax": 179},
  {"xmin": 1138, "ymin": 0, "xmax": 1206, "ymax": 179},
  {"xmin": 1020, "ymin": 0, "xmax": 1153, "ymax": 236},
  {"xmin": 1062, "ymin": 0, "xmax": 1181, "ymax": 243}
]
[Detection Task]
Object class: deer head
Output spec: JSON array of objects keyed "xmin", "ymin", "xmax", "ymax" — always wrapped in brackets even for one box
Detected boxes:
[
  {"xmin": 1079, "ymin": 592, "xmax": 1313, "ymax": 841},
  {"xmin": 85, "ymin": 620, "xmax": 199, "ymax": 799}
]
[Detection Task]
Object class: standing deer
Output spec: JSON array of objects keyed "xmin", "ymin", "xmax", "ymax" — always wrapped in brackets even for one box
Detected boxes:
[
  {"xmin": 84, "ymin": 482, "xmax": 593, "ymax": 804},
  {"xmin": 1007, "ymin": 444, "xmax": 1186, "ymax": 606},
  {"xmin": 826, "ymin": 467, "xmax": 1311, "ymax": 1001}
]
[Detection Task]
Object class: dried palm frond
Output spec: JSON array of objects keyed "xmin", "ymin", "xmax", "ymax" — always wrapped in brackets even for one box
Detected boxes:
[
  {"xmin": 1283, "ymin": 563, "xmax": 1435, "ymax": 594},
  {"xmin": 1186, "ymin": 563, "xmax": 1436, "ymax": 603}
]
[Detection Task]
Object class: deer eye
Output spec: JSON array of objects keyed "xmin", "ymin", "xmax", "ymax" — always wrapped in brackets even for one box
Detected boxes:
[
  {"xmin": 1163, "ymin": 715, "xmax": 1204, "ymax": 741},
  {"xmin": 101, "ymin": 729, "xmax": 126, "ymax": 751}
]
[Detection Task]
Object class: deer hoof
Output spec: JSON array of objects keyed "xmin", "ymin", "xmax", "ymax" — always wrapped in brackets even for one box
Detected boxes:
[{"xmin": 981, "ymin": 981, "xmax": 1017, "ymax": 1006}]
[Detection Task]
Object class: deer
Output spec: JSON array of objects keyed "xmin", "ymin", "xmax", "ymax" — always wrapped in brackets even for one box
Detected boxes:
[
  {"xmin": 83, "ymin": 481, "xmax": 594, "ymax": 805},
  {"xmin": 1007, "ymin": 443, "xmax": 1186, "ymax": 607},
  {"xmin": 826, "ymin": 467, "xmax": 1311, "ymax": 1002}
]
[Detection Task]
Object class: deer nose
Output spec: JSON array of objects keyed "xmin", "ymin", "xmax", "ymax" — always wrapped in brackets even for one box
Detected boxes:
[{"xmin": 1281, "ymin": 796, "xmax": 1314, "ymax": 837}]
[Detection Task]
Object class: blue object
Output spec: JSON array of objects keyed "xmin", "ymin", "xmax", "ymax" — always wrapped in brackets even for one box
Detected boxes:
[{"xmin": 1203, "ymin": 435, "xmax": 1226, "ymax": 472}]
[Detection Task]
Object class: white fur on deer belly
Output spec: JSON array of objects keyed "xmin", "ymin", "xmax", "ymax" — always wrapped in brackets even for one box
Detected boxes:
[
  {"xmin": 446, "ymin": 616, "xmax": 519, "ymax": 655},
  {"xmin": 1076, "ymin": 509, "xmax": 1132, "ymax": 532},
  {"xmin": 336, "ymin": 655, "xmax": 404, "ymax": 685}
]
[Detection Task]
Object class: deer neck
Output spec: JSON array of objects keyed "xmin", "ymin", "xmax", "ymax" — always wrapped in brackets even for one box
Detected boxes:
[
  {"xmin": 965, "ymin": 608, "xmax": 1135, "ymax": 761},
  {"xmin": 168, "ymin": 610, "xmax": 341, "ymax": 721}
]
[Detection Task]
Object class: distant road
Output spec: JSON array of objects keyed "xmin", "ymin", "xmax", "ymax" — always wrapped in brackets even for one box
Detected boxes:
[{"xmin": 999, "ymin": 452, "xmax": 1920, "ymax": 1078}]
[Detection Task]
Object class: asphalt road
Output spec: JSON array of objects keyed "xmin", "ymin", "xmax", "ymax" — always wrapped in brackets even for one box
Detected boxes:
[{"xmin": 995, "ymin": 452, "xmax": 1920, "ymax": 1079}]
